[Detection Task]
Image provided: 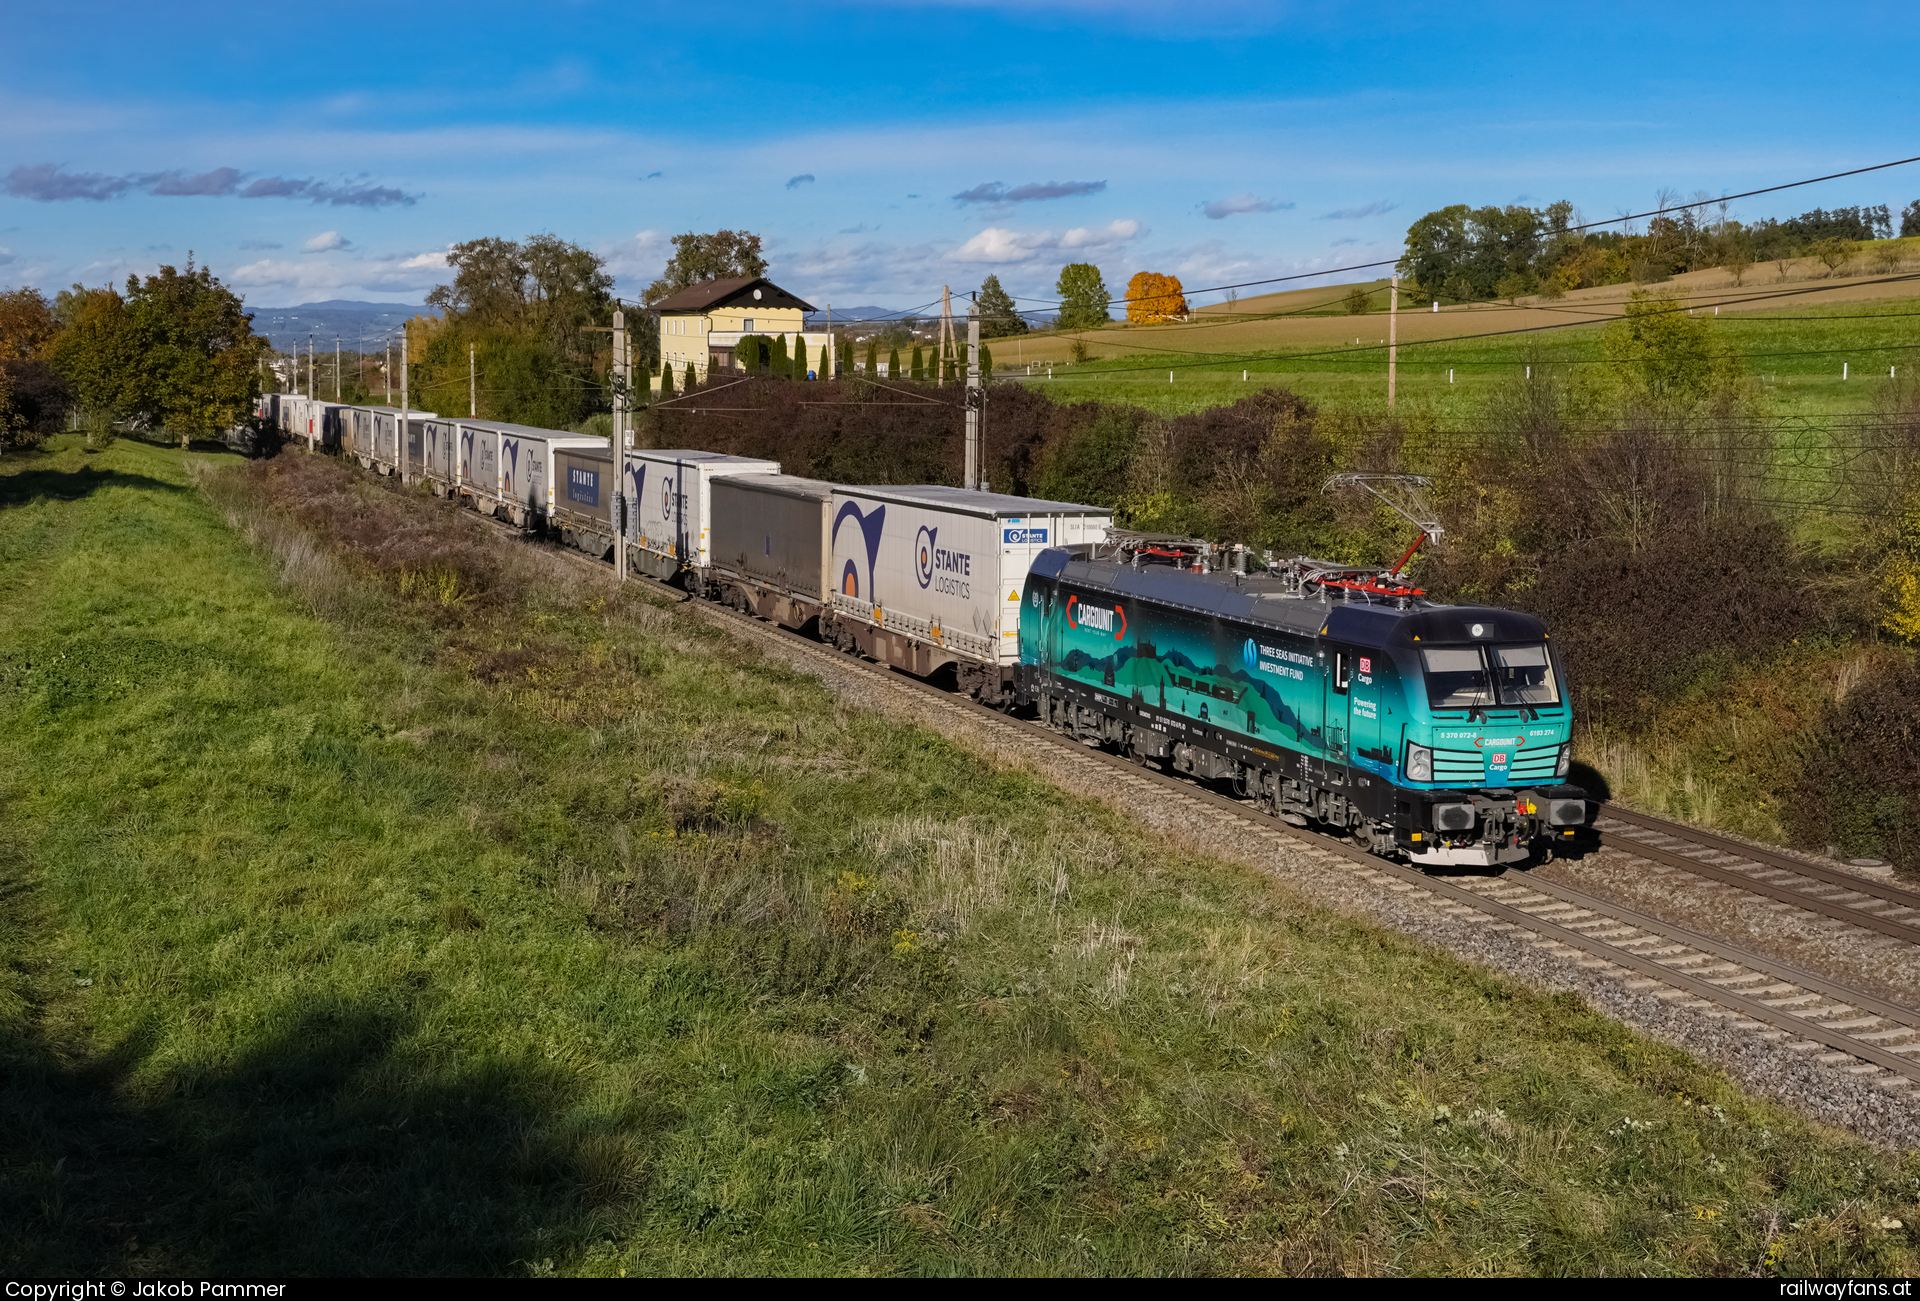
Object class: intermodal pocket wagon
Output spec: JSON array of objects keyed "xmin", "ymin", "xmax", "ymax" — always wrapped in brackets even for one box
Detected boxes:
[{"xmin": 824, "ymin": 485, "xmax": 1111, "ymax": 704}]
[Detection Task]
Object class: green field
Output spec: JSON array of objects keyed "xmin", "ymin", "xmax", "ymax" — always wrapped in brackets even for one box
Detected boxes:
[
  {"xmin": 1003, "ymin": 296, "xmax": 1920, "ymax": 421},
  {"xmin": 8, "ymin": 434, "xmax": 1920, "ymax": 1276}
]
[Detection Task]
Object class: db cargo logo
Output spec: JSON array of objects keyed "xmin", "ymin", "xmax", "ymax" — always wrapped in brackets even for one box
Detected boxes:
[{"xmin": 1066, "ymin": 595, "xmax": 1125, "ymax": 639}]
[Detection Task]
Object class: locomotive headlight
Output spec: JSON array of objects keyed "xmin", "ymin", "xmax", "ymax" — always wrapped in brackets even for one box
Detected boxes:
[
  {"xmin": 1555, "ymin": 742, "xmax": 1571, "ymax": 778},
  {"xmin": 1405, "ymin": 742, "xmax": 1433, "ymax": 782}
]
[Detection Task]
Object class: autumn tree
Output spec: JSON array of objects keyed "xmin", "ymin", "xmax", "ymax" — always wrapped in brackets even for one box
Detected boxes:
[
  {"xmin": 1055, "ymin": 263, "xmax": 1111, "ymax": 330},
  {"xmin": 1125, "ymin": 272, "xmax": 1188, "ymax": 324},
  {"xmin": 0, "ymin": 288, "xmax": 59, "ymax": 360},
  {"xmin": 977, "ymin": 274, "xmax": 1027, "ymax": 336},
  {"xmin": 644, "ymin": 230, "xmax": 769, "ymax": 304}
]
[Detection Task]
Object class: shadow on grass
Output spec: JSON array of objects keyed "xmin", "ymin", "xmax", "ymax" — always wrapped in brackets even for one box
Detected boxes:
[
  {"xmin": 0, "ymin": 996, "xmax": 645, "ymax": 1276},
  {"xmin": 0, "ymin": 462, "xmax": 191, "ymax": 508},
  {"xmin": 1569, "ymin": 759, "xmax": 1612, "ymax": 802}
]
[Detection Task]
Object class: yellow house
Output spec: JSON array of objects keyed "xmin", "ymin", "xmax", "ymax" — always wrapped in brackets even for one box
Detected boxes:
[{"xmin": 651, "ymin": 275, "xmax": 838, "ymax": 386}]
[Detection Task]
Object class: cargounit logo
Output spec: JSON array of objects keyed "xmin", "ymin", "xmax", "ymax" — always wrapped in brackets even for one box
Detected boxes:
[{"xmin": 1066, "ymin": 595, "xmax": 1125, "ymax": 639}]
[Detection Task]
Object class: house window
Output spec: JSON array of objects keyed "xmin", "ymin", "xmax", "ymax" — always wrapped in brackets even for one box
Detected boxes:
[{"xmin": 742, "ymin": 318, "xmax": 755, "ymax": 332}]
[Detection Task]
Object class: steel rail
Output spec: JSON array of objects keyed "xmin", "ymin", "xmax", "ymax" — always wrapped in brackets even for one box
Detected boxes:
[
  {"xmin": 374, "ymin": 481, "xmax": 1920, "ymax": 1087},
  {"xmin": 1599, "ymin": 801, "xmax": 1920, "ymax": 911},
  {"xmin": 664, "ymin": 587, "xmax": 1920, "ymax": 1085},
  {"xmin": 1587, "ymin": 816, "xmax": 1920, "ymax": 948}
]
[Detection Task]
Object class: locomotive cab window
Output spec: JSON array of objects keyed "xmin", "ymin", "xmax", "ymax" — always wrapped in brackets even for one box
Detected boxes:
[
  {"xmin": 1420, "ymin": 647, "xmax": 1493, "ymax": 711},
  {"xmin": 1491, "ymin": 643, "xmax": 1560, "ymax": 706}
]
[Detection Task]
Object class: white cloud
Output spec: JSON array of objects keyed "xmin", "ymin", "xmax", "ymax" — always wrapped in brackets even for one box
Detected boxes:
[
  {"xmin": 1062, "ymin": 219, "xmax": 1140, "ymax": 248},
  {"xmin": 950, "ymin": 219, "xmax": 1142, "ymax": 264},
  {"xmin": 226, "ymin": 247, "xmax": 452, "ymax": 299},
  {"xmin": 601, "ymin": 229, "xmax": 669, "ymax": 295},
  {"xmin": 302, "ymin": 230, "xmax": 349, "ymax": 253}
]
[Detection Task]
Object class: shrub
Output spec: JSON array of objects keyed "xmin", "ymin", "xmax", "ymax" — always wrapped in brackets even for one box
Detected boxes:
[{"xmin": 1791, "ymin": 656, "xmax": 1920, "ymax": 871}]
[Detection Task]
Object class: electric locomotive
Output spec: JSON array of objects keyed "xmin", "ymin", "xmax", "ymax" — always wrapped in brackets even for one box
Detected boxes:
[{"xmin": 1017, "ymin": 531, "xmax": 1589, "ymax": 866}]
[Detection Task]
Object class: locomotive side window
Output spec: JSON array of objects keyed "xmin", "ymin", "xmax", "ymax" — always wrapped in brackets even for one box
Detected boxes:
[
  {"xmin": 1420, "ymin": 647, "xmax": 1493, "ymax": 710},
  {"xmin": 1332, "ymin": 651, "xmax": 1350, "ymax": 695},
  {"xmin": 1491, "ymin": 643, "xmax": 1560, "ymax": 706}
]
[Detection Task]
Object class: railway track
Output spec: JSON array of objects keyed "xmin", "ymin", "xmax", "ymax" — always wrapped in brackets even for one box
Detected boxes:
[
  {"xmin": 1590, "ymin": 804, "xmax": 1920, "ymax": 947},
  {"xmin": 444, "ymin": 490, "xmax": 1920, "ymax": 1097}
]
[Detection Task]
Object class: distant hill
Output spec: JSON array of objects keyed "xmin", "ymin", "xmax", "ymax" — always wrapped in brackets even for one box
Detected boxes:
[{"xmin": 246, "ymin": 301, "xmax": 441, "ymax": 354}]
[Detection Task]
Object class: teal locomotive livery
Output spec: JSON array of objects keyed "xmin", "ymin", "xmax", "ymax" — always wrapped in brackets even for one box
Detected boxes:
[{"xmin": 1018, "ymin": 532, "xmax": 1588, "ymax": 867}]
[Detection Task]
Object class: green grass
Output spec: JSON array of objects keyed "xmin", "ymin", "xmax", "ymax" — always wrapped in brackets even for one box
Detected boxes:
[
  {"xmin": 1007, "ymin": 297, "xmax": 1920, "ymax": 421},
  {"xmin": 7, "ymin": 434, "xmax": 1920, "ymax": 1276}
]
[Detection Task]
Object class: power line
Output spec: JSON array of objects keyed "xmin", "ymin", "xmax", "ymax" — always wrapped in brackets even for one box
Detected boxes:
[
  {"xmin": 1000, "ymin": 152, "xmax": 1920, "ymax": 312},
  {"xmin": 1003, "ymin": 270, "xmax": 1920, "ymax": 377}
]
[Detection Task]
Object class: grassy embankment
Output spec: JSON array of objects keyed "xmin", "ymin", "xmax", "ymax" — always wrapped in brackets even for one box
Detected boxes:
[
  {"xmin": 6, "ymin": 433, "xmax": 1920, "ymax": 1276},
  {"xmin": 1000, "ymin": 247, "xmax": 1920, "ymax": 420}
]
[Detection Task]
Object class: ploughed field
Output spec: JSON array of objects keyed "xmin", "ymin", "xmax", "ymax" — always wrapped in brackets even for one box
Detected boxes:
[{"xmin": 7, "ymin": 433, "xmax": 1920, "ymax": 1277}]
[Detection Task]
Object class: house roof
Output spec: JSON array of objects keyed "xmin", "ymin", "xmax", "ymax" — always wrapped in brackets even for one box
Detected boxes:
[{"xmin": 650, "ymin": 275, "xmax": 816, "ymax": 314}]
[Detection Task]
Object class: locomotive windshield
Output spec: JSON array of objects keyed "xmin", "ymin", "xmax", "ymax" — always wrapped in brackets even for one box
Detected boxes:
[
  {"xmin": 1489, "ymin": 643, "xmax": 1560, "ymax": 705},
  {"xmin": 1420, "ymin": 643, "xmax": 1561, "ymax": 710},
  {"xmin": 1420, "ymin": 647, "xmax": 1492, "ymax": 710}
]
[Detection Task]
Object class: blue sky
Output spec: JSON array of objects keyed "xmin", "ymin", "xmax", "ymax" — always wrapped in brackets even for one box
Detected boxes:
[{"xmin": 3, "ymin": 0, "xmax": 1917, "ymax": 312}]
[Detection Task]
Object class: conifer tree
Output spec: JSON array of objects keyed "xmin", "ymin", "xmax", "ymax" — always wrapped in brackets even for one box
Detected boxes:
[
  {"xmin": 981, "ymin": 343, "xmax": 993, "ymax": 376},
  {"xmin": 977, "ymin": 274, "xmax": 1027, "ymax": 336},
  {"xmin": 910, "ymin": 344, "xmax": 923, "ymax": 379},
  {"xmin": 884, "ymin": 346, "xmax": 896, "ymax": 378},
  {"xmin": 684, "ymin": 362, "xmax": 696, "ymax": 391},
  {"xmin": 770, "ymin": 334, "xmax": 789, "ymax": 379},
  {"xmin": 793, "ymin": 336, "xmax": 808, "ymax": 380},
  {"xmin": 659, "ymin": 360, "xmax": 674, "ymax": 396}
]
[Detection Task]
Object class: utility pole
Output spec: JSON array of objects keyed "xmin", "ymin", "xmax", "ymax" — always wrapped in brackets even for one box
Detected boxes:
[
  {"xmin": 825, "ymin": 303, "xmax": 833, "ymax": 379},
  {"xmin": 334, "ymin": 337, "xmax": 340, "ymax": 403},
  {"xmin": 939, "ymin": 286, "xmax": 953, "ymax": 387},
  {"xmin": 308, "ymin": 334, "xmax": 314, "ymax": 404},
  {"xmin": 965, "ymin": 298, "xmax": 982, "ymax": 491},
  {"xmin": 400, "ymin": 329, "xmax": 410, "ymax": 483},
  {"xmin": 1387, "ymin": 275, "xmax": 1399, "ymax": 411},
  {"xmin": 469, "ymin": 343, "xmax": 476, "ymax": 418},
  {"xmin": 385, "ymin": 337, "xmax": 392, "ymax": 407},
  {"xmin": 613, "ymin": 307, "xmax": 627, "ymax": 583}
]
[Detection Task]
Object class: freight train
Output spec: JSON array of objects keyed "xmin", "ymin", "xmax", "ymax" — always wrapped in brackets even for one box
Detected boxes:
[{"xmin": 254, "ymin": 393, "xmax": 1589, "ymax": 865}]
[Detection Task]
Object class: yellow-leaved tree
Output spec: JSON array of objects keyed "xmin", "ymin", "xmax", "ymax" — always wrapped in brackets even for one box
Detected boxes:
[
  {"xmin": 1884, "ymin": 491, "xmax": 1920, "ymax": 643},
  {"xmin": 1125, "ymin": 272, "xmax": 1188, "ymax": 324}
]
